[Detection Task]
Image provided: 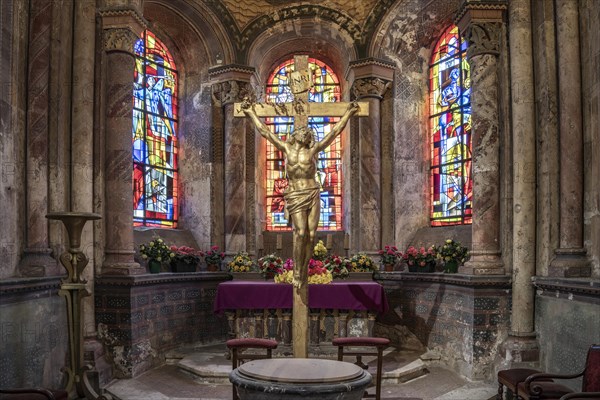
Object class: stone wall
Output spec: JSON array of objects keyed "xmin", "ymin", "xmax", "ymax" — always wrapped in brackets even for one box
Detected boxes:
[
  {"xmin": 377, "ymin": 273, "xmax": 511, "ymax": 380},
  {"xmin": 0, "ymin": 277, "xmax": 68, "ymax": 389},
  {"xmin": 533, "ymin": 277, "xmax": 600, "ymax": 391},
  {"xmin": 94, "ymin": 273, "xmax": 230, "ymax": 378}
]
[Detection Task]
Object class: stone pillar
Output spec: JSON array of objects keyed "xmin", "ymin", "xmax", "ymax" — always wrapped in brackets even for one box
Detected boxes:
[
  {"xmin": 209, "ymin": 65, "xmax": 256, "ymax": 255},
  {"xmin": 505, "ymin": 0, "xmax": 539, "ymax": 358},
  {"xmin": 19, "ymin": 0, "xmax": 58, "ymax": 277},
  {"xmin": 347, "ymin": 59, "xmax": 394, "ymax": 252},
  {"xmin": 456, "ymin": 4, "xmax": 506, "ymax": 275},
  {"xmin": 548, "ymin": 0, "xmax": 589, "ymax": 277},
  {"xmin": 100, "ymin": 10, "xmax": 146, "ymax": 275}
]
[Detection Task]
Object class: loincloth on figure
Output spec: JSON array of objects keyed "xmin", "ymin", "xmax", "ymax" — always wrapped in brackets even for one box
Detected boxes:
[{"xmin": 283, "ymin": 187, "xmax": 320, "ymax": 221}]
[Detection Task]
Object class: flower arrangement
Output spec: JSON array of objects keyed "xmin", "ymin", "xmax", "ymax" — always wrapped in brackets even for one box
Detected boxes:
[
  {"xmin": 324, "ymin": 254, "xmax": 350, "ymax": 279},
  {"xmin": 170, "ymin": 245, "xmax": 203, "ymax": 265},
  {"xmin": 258, "ymin": 253, "xmax": 283, "ymax": 278},
  {"xmin": 204, "ymin": 245, "xmax": 225, "ymax": 265},
  {"xmin": 403, "ymin": 246, "xmax": 437, "ymax": 270},
  {"xmin": 349, "ymin": 253, "xmax": 377, "ymax": 272},
  {"xmin": 435, "ymin": 239, "xmax": 469, "ymax": 272},
  {"xmin": 312, "ymin": 240, "xmax": 328, "ymax": 261},
  {"xmin": 378, "ymin": 245, "xmax": 402, "ymax": 266},
  {"xmin": 307, "ymin": 259, "xmax": 333, "ymax": 284},
  {"xmin": 139, "ymin": 238, "xmax": 173, "ymax": 264},
  {"xmin": 274, "ymin": 258, "xmax": 332, "ymax": 284},
  {"xmin": 227, "ymin": 251, "xmax": 255, "ymax": 272},
  {"xmin": 274, "ymin": 270, "xmax": 294, "ymax": 284}
]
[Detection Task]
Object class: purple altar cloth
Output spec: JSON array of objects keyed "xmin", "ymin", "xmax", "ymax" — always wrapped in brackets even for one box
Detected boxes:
[{"xmin": 213, "ymin": 281, "xmax": 389, "ymax": 314}]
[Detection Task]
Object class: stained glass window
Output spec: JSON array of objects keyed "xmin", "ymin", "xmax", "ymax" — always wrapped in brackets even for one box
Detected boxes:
[
  {"xmin": 264, "ymin": 58, "xmax": 343, "ymax": 231},
  {"xmin": 429, "ymin": 25, "xmax": 472, "ymax": 226},
  {"xmin": 132, "ymin": 30, "xmax": 179, "ymax": 227}
]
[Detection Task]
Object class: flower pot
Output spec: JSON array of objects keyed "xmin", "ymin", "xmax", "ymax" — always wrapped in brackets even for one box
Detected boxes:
[
  {"xmin": 148, "ymin": 259, "xmax": 161, "ymax": 274},
  {"xmin": 407, "ymin": 262, "xmax": 435, "ymax": 273},
  {"xmin": 206, "ymin": 262, "xmax": 220, "ymax": 272},
  {"xmin": 383, "ymin": 264, "xmax": 394, "ymax": 272},
  {"xmin": 171, "ymin": 260, "xmax": 197, "ymax": 273},
  {"xmin": 444, "ymin": 260, "xmax": 459, "ymax": 273}
]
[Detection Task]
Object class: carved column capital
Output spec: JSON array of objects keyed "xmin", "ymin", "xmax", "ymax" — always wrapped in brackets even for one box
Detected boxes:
[
  {"xmin": 351, "ymin": 77, "xmax": 391, "ymax": 100},
  {"xmin": 464, "ymin": 22, "xmax": 502, "ymax": 58},
  {"xmin": 99, "ymin": 8, "xmax": 147, "ymax": 53},
  {"xmin": 102, "ymin": 27, "xmax": 140, "ymax": 54},
  {"xmin": 455, "ymin": 0, "xmax": 506, "ymax": 58},
  {"xmin": 211, "ymin": 80, "xmax": 255, "ymax": 107}
]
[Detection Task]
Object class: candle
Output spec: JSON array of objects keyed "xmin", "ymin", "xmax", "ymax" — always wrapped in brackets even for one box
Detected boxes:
[
  {"xmin": 326, "ymin": 234, "xmax": 333, "ymax": 249},
  {"xmin": 276, "ymin": 234, "xmax": 282, "ymax": 250}
]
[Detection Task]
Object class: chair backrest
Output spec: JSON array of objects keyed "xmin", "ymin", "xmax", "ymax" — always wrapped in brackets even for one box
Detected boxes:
[{"xmin": 582, "ymin": 344, "xmax": 600, "ymax": 392}]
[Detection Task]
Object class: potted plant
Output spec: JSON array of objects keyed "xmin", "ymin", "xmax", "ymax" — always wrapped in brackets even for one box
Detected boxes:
[
  {"xmin": 378, "ymin": 245, "xmax": 402, "ymax": 271},
  {"xmin": 346, "ymin": 253, "xmax": 377, "ymax": 281},
  {"xmin": 324, "ymin": 254, "xmax": 350, "ymax": 280},
  {"xmin": 435, "ymin": 239, "xmax": 469, "ymax": 273},
  {"xmin": 204, "ymin": 245, "xmax": 225, "ymax": 271},
  {"xmin": 139, "ymin": 237, "xmax": 173, "ymax": 273},
  {"xmin": 258, "ymin": 253, "xmax": 283, "ymax": 279},
  {"xmin": 403, "ymin": 246, "xmax": 437, "ymax": 272},
  {"xmin": 228, "ymin": 251, "xmax": 260, "ymax": 280},
  {"xmin": 170, "ymin": 245, "xmax": 203, "ymax": 273}
]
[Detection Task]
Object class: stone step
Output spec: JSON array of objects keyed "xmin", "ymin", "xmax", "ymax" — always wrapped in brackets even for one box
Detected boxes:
[{"xmin": 175, "ymin": 344, "xmax": 429, "ymax": 385}]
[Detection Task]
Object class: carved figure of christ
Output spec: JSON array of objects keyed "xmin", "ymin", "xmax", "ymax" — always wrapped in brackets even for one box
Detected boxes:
[{"xmin": 234, "ymin": 55, "xmax": 368, "ymax": 358}]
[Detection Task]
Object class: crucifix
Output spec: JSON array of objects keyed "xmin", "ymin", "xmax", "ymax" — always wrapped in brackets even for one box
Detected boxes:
[{"xmin": 234, "ymin": 55, "xmax": 368, "ymax": 358}]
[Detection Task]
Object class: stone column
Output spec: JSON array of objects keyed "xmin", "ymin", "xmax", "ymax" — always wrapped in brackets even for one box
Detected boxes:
[
  {"xmin": 19, "ymin": 0, "xmax": 58, "ymax": 277},
  {"xmin": 548, "ymin": 0, "xmax": 589, "ymax": 277},
  {"xmin": 504, "ymin": 0, "xmax": 539, "ymax": 359},
  {"xmin": 100, "ymin": 11, "xmax": 146, "ymax": 275},
  {"xmin": 347, "ymin": 59, "xmax": 394, "ymax": 252},
  {"xmin": 456, "ymin": 5, "xmax": 506, "ymax": 275},
  {"xmin": 70, "ymin": 0, "xmax": 97, "ymax": 335},
  {"xmin": 209, "ymin": 65, "xmax": 256, "ymax": 255}
]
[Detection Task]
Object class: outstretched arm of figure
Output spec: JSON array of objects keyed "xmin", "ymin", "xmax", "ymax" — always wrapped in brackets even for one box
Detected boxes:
[
  {"xmin": 241, "ymin": 98, "xmax": 286, "ymax": 153},
  {"xmin": 315, "ymin": 101, "xmax": 360, "ymax": 152}
]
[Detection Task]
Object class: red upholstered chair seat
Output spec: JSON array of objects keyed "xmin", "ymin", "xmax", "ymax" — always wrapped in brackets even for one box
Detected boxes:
[
  {"xmin": 332, "ymin": 337, "xmax": 390, "ymax": 347},
  {"xmin": 0, "ymin": 388, "xmax": 68, "ymax": 400},
  {"xmin": 226, "ymin": 338, "xmax": 278, "ymax": 349}
]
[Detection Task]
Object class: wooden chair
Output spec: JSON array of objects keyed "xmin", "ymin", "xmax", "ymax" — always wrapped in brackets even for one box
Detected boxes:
[
  {"xmin": 332, "ymin": 336, "xmax": 390, "ymax": 400},
  {"xmin": 497, "ymin": 368, "xmax": 553, "ymax": 399},
  {"xmin": 226, "ymin": 338, "xmax": 278, "ymax": 400},
  {"xmin": 0, "ymin": 388, "xmax": 68, "ymax": 400},
  {"xmin": 517, "ymin": 344, "xmax": 600, "ymax": 400}
]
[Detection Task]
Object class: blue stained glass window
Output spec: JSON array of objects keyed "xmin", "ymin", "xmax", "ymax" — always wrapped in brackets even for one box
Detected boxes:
[
  {"xmin": 429, "ymin": 25, "xmax": 472, "ymax": 226},
  {"xmin": 132, "ymin": 30, "xmax": 179, "ymax": 228}
]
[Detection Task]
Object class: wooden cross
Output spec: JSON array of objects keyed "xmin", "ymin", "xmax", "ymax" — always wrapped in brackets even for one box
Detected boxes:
[{"xmin": 234, "ymin": 55, "xmax": 368, "ymax": 358}]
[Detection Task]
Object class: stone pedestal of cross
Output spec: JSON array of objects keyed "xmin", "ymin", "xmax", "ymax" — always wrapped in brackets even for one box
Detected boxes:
[{"xmin": 234, "ymin": 55, "xmax": 368, "ymax": 358}]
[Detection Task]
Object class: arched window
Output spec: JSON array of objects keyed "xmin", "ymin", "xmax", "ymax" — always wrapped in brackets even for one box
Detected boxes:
[
  {"xmin": 264, "ymin": 57, "xmax": 343, "ymax": 231},
  {"xmin": 429, "ymin": 25, "xmax": 472, "ymax": 226},
  {"xmin": 132, "ymin": 30, "xmax": 179, "ymax": 227}
]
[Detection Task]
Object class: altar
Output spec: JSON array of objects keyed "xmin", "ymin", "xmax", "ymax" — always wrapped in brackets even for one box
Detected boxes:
[{"xmin": 214, "ymin": 281, "xmax": 389, "ymax": 345}]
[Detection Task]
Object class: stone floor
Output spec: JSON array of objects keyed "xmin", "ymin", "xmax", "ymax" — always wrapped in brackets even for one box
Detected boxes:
[{"xmin": 105, "ymin": 343, "xmax": 498, "ymax": 400}]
